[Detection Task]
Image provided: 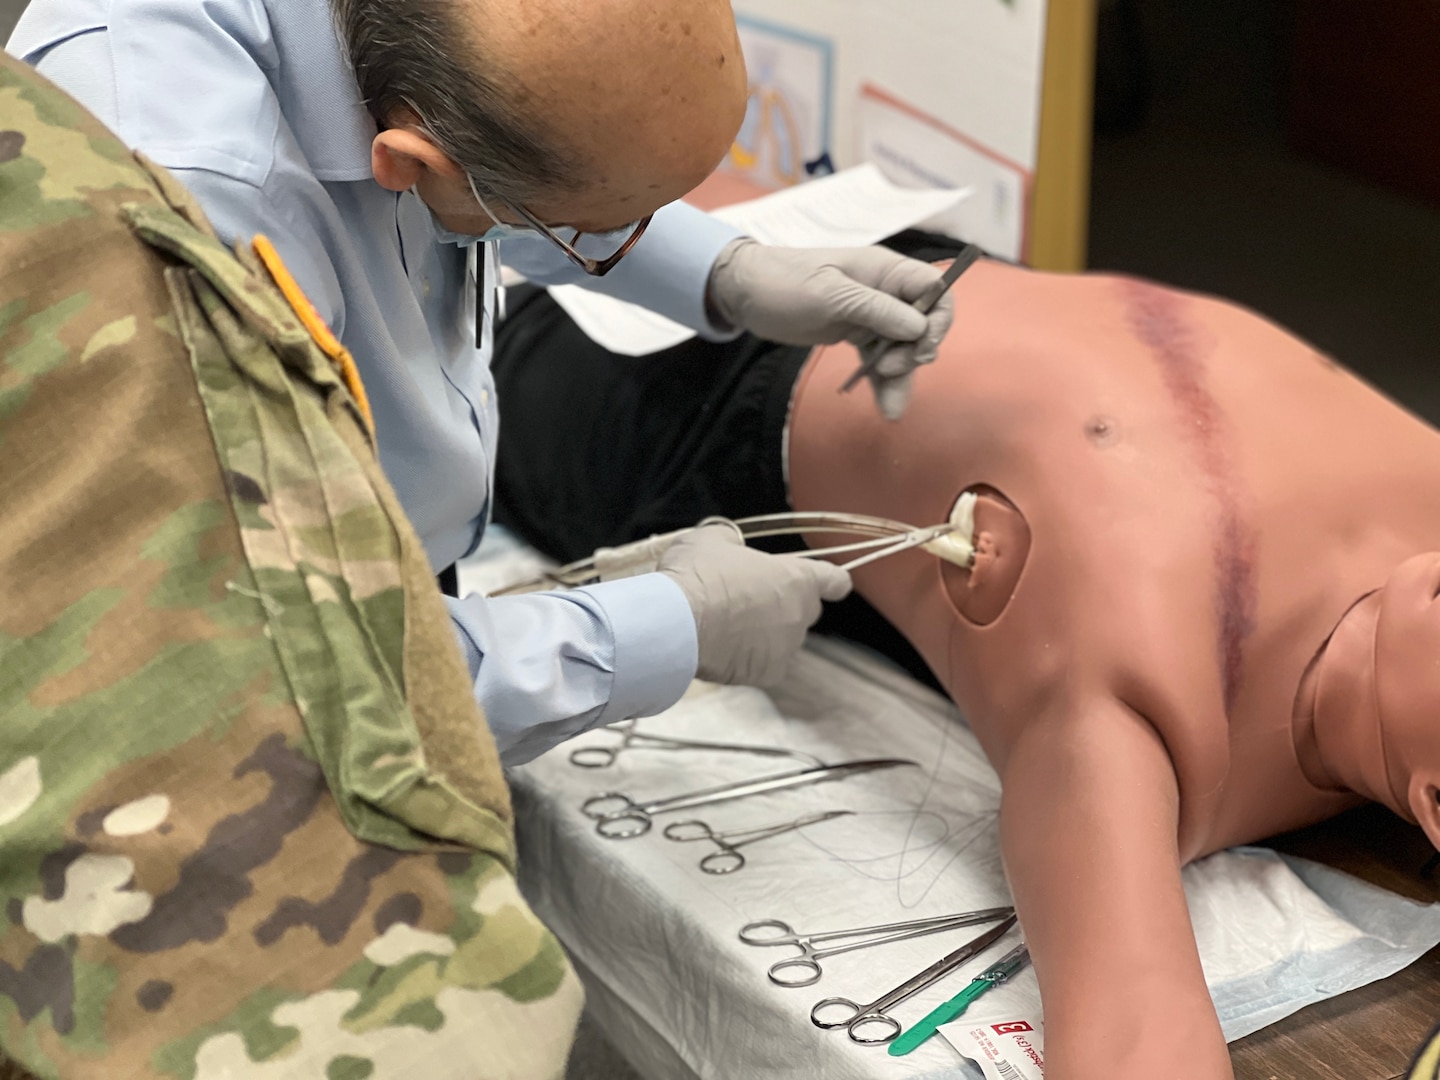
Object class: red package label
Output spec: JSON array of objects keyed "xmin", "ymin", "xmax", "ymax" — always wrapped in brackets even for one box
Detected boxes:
[{"xmin": 993, "ymin": 1021, "xmax": 1035, "ymax": 1036}]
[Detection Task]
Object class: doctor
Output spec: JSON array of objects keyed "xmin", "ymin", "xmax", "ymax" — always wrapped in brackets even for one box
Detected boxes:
[{"xmin": 8, "ymin": 0, "xmax": 955, "ymax": 763}]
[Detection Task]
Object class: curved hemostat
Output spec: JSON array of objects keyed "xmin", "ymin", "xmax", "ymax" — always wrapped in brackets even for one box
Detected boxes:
[{"xmin": 489, "ymin": 496, "xmax": 979, "ymax": 597}]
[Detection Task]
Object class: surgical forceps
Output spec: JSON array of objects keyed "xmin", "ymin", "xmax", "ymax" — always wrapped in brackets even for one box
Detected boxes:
[
  {"xmin": 569, "ymin": 719, "xmax": 823, "ymax": 770},
  {"xmin": 808, "ymin": 523, "xmax": 958, "ymax": 573},
  {"xmin": 739, "ymin": 906, "xmax": 1014, "ymax": 988},
  {"xmin": 840, "ymin": 243, "xmax": 983, "ymax": 394},
  {"xmin": 489, "ymin": 511, "xmax": 971, "ymax": 596},
  {"xmin": 663, "ymin": 810, "xmax": 853, "ymax": 875},
  {"xmin": 810, "ymin": 914, "xmax": 1018, "ymax": 1045},
  {"xmin": 581, "ymin": 758, "xmax": 917, "ymax": 839}
]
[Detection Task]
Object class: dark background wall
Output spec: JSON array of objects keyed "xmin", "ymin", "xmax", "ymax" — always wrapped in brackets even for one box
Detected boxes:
[{"xmin": 1091, "ymin": 0, "xmax": 1440, "ymax": 421}]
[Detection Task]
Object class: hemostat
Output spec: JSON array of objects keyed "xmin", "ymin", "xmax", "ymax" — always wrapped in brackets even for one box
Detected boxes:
[{"xmin": 490, "ymin": 494, "xmax": 979, "ymax": 596}]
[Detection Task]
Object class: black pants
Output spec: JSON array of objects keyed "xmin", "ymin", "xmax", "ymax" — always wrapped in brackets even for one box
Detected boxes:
[
  {"xmin": 492, "ymin": 291, "xmax": 807, "ymax": 564},
  {"xmin": 491, "ymin": 230, "xmax": 969, "ymax": 689}
]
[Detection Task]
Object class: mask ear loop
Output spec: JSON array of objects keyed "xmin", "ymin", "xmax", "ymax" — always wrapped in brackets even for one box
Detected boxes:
[
  {"xmin": 466, "ymin": 173, "xmax": 502, "ymax": 227},
  {"xmin": 395, "ymin": 114, "xmax": 492, "ymax": 219},
  {"xmin": 466, "ymin": 173, "xmax": 535, "ymax": 236}
]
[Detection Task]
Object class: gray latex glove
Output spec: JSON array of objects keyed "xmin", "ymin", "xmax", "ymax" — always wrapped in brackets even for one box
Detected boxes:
[
  {"xmin": 658, "ymin": 521, "xmax": 853, "ymax": 687},
  {"xmin": 707, "ymin": 238, "xmax": 956, "ymax": 421}
]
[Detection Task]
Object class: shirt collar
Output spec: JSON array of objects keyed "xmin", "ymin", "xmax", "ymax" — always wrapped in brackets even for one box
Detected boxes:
[{"xmin": 264, "ymin": 0, "xmax": 377, "ymax": 182}]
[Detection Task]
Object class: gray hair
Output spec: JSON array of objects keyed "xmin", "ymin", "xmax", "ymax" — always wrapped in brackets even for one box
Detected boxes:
[{"xmin": 329, "ymin": 0, "xmax": 582, "ymax": 205}]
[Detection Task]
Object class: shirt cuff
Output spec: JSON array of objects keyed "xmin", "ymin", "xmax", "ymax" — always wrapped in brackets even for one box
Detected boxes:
[
  {"xmin": 579, "ymin": 573, "xmax": 698, "ymax": 725},
  {"xmin": 623, "ymin": 201, "xmax": 744, "ymax": 340}
]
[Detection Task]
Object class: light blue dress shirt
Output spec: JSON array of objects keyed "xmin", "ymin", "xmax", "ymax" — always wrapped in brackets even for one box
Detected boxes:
[{"xmin": 9, "ymin": 0, "xmax": 744, "ymax": 764}]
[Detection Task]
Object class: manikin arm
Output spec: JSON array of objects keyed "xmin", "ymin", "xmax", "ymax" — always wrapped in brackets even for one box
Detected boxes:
[{"xmin": 998, "ymin": 698, "xmax": 1233, "ymax": 1080}]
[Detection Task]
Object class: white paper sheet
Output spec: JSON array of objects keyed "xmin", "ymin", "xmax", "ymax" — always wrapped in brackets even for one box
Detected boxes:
[
  {"xmin": 729, "ymin": 1, "xmax": 1050, "ymax": 177},
  {"xmin": 857, "ymin": 86, "xmax": 1031, "ymax": 261},
  {"xmin": 546, "ymin": 163, "xmax": 971, "ymax": 357}
]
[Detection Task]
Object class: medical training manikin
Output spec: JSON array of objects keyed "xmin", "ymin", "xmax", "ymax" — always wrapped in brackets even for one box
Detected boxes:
[
  {"xmin": 787, "ymin": 258, "xmax": 1440, "ymax": 1079},
  {"xmin": 493, "ymin": 247, "xmax": 1440, "ymax": 1079}
]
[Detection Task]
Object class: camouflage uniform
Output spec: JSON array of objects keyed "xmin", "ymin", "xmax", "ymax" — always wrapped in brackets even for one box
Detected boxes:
[{"xmin": 0, "ymin": 53, "xmax": 582, "ymax": 1080}]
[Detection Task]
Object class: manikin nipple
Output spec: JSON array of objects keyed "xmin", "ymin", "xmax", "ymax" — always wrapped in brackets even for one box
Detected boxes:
[{"xmin": 922, "ymin": 491, "xmax": 979, "ymax": 569}]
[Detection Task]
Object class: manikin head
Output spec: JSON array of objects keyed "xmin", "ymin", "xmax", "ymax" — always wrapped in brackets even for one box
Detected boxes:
[
  {"xmin": 1303, "ymin": 553, "xmax": 1440, "ymax": 849},
  {"xmin": 336, "ymin": 0, "xmax": 747, "ymax": 241}
]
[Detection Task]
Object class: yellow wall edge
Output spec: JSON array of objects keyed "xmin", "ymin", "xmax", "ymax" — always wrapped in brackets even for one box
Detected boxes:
[{"xmin": 1030, "ymin": 0, "xmax": 1098, "ymax": 272}]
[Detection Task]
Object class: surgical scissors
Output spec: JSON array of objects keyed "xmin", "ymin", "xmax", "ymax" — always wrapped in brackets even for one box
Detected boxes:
[
  {"xmin": 569, "ymin": 719, "xmax": 823, "ymax": 770},
  {"xmin": 663, "ymin": 810, "xmax": 853, "ymax": 875},
  {"xmin": 810, "ymin": 914, "xmax": 1018, "ymax": 1045},
  {"xmin": 739, "ymin": 906, "xmax": 1014, "ymax": 988},
  {"xmin": 581, "ymin": 758, "xmax": 917, "ymax": 839}
]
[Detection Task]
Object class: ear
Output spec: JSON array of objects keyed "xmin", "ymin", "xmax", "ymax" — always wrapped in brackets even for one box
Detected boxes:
[
  {"xmin": 370, "ymin": 128, "xmax": 463, "ymax": 193},
  {"xmin": 1407, "ymin": 772, "xmax": 1440, "ymax": 852}
]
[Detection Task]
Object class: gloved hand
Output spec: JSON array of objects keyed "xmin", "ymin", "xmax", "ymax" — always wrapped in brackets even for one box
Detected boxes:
[
  {"xmin": 707, "ymin": 239, "xmax": 956, "ymax": 421},
  {"xmin": 658, "ymin": 520, "xmax": 853, "ymax": 687}
]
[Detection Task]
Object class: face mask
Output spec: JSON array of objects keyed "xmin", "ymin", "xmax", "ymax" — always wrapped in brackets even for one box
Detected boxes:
[
  {"xmin": 429, "ymin": 217, "xmax": 519, "ymax": 247},
  {"xmin": 422, "ymin": 175, "xmax": 537, "ymax": 247}
]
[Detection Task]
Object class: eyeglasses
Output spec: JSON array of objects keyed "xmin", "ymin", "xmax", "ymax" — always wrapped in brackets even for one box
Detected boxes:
[
  {"xmin": 503, "ymin": 200, "xmax": 653, "ymax": 278},
  {"xmin": 463, "ymin": 169, "xmax": 652, "ymax": 277}
]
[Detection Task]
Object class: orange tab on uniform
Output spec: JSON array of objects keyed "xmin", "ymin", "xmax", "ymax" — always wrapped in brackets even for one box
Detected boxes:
[{"xmin": 251, "ymin": 234, "xmax": 374, "ymax": 434}]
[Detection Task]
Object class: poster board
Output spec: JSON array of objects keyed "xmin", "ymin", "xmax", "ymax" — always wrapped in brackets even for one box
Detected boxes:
[{"xmin": 724, "ymin": 0, "xmax": 1094, "ymax": 269}]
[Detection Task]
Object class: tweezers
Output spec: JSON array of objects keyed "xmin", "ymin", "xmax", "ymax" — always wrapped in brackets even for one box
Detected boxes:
[{"xmin": 840, "ymin": 243, "xmax": 982, "ymax": 394}]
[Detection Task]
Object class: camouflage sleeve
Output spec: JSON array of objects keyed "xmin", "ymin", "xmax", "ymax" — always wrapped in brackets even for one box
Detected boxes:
[{"xmin": 0, "ymin": 53, "xmax": 581, "ymax": 1080}]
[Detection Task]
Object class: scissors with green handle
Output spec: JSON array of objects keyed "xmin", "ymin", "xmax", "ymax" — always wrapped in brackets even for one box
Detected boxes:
[
  {"xmin": 810, "ymin": 914, "xmax": 1017, "ymax": 1045},
  {"xmin": 887, "ymin": 943, "xmax": 1032, "ymax": 1057}
]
